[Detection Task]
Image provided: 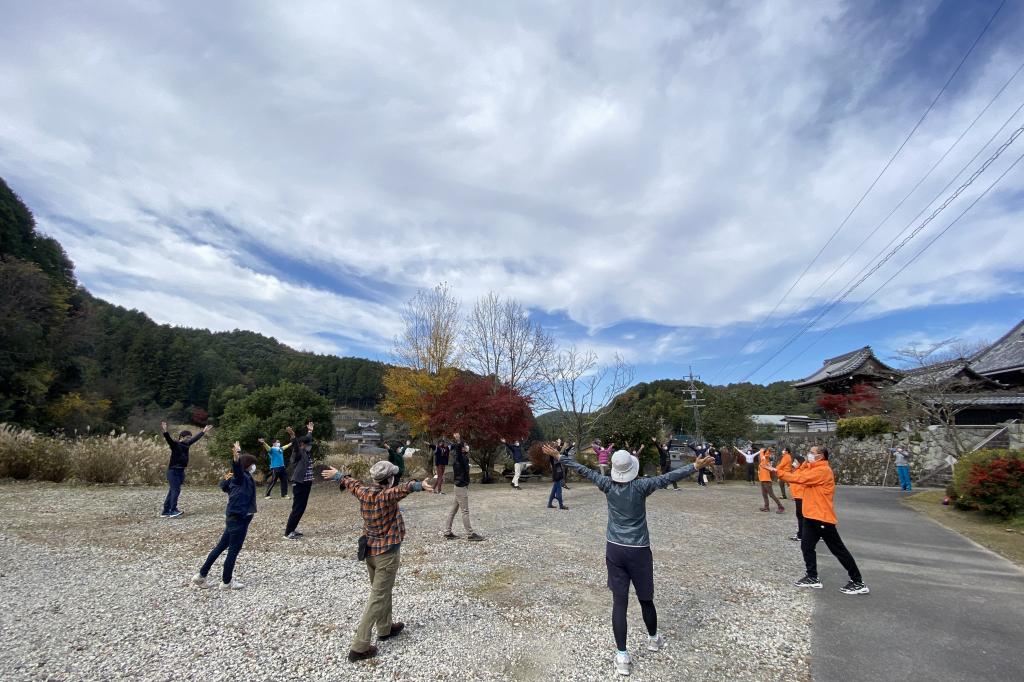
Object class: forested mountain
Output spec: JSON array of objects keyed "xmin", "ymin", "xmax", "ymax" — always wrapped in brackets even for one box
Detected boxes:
[{"xmin": 0, "ymin": 178, "xmax": 385, "ymax": 432}]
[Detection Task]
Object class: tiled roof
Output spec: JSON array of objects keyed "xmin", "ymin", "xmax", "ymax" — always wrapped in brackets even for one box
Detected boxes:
[
  {"xmin": 895, "ymin": 359, "xmax": 996, "ymax": 391},
  {"xmin": 792, "ymin": 346, "xmax": 900, "ymax": 388},
  {"xmin": 941, "ymin": 394, "xmax": 1024, "ymax": 406},
  {"xmin": 971, "ymin": 319, "xmax": 1024, "ymax": 376}
]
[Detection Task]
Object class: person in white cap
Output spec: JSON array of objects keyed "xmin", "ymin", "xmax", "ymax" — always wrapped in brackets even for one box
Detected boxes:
[
  {"xmin": 320, "ymin": 459, "xmax": 434, "ymax": 663},
  {"xmin": 547, "ymin": 444, "xmax": 715, "ymax": 677}
]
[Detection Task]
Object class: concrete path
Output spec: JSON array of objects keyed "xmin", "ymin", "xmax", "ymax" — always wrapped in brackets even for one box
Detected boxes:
[{"xmin": 811, "ymin": 486, "xmax": 1024, "ymax": 682}]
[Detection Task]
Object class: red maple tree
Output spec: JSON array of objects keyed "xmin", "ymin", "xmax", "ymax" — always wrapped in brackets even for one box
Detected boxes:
[{"xmin": 427, "ymin": 377, "xmax": 533, "ymax": 483}]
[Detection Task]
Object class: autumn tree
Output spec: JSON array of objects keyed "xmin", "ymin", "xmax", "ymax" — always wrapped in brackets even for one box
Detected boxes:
[
  {"xmin": 380, "ymin": 367, "xmax": 455, "ymax": 438},
  {"xmin": 393, "ymin": 282, "xmax": 461, "ymax": 373},
  {"xmin": 427, "ymin": 376, "xmax": 533, "ymax": 483},
  {"xmin": 464, "ymin": 291, "xmax": 554, "ymax": 397}
]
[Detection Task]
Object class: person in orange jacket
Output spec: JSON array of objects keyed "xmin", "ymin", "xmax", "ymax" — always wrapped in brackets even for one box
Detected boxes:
[
  {"xmin": 772, "ymin": 446, "xmax": 868, "ymax": 595},
  {"xmin": 758, "ymin": 447, "xmax": 784, "ymax": 514},
  {"xmin": 775, "ymin": 447, "xmax": 792, "ymax": 500},
  {"xmin": 782, "ymin": 450, "xmax": 805, "ymax": 541}
]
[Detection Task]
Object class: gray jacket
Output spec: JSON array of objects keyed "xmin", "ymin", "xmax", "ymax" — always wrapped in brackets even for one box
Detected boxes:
[
  {"xmin": 892, "ymin": 448, "xmax": 910, "ymax": 467},
  {"xmin": 563, "ymin": 458, "xmax": 697, "ymax": 547},
  {"xmin": 289, "ymin": 431, "xmax": 314, "ymax": 484}
]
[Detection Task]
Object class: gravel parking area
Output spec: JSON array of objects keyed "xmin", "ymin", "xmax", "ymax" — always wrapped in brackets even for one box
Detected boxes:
[{"xmin": 0, "ymin": 477, "xmax": 811, "ymax": 681}]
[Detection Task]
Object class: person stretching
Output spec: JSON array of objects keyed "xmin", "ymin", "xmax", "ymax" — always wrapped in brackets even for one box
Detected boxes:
[
  {"xmin": 892, "ymin": 446, "xmax": 913, "ymax": 491},
  {"xmin": 160, "ymin": 421, "xmax": 212, "ymax": 518},
  {"xmin": 593, "ymin": 440, "xmax": 615, "ymax": 476},
  {"xmin": 652, "ymin": 437, "xmax": 678, "ymax": 490},
  {"xmin": 285, "ymin": 422, "xmax": 314, "ymax": 539},
  {"xmin": 383, "ymin": 439, "xmax": 408, "ymax": 484},
  {"xmin": 787, "ymin": 453, "xmax": 806, "ymax": 541},
  {"xmin": 259, "ymin": 437, "xmax": 291, "ymax": 498},
  {"xmin": 192, "ymin": 441, "xmax": 256, "ymax": 590},
  {"xmin": 772, "ymin": 446, "xmax": 869, "ymax": 594},
  {"xmin": 321, "ymin": 460, "xmax": 435, "ymax": 662},
  {"xmin": 735, "ymin": 446, "xmax": 758, "ymax": 485},
  {"xmin": 433, "ymin": 438, "xmax": 450, "ymax": 495},
  {"xmin": 547, "ymin": 447, "xmax": 568, "ymax": 510},
  {"xmin": 758, "ymin": 447, "xmax": 784, "ymax": 514},
  {"xmin": 501, "ymin": 438, "xmax": 526, "ymax": 490},
  {"xmin": 776, "ymin": 447, "xmax": 793, "ymax": 500},
  {"xmin": 443, "ymin": 441, "xmax": 485, "ymax": 541},
  {"xmin": 553, "ymin": 444, "xmax": 715, "ymax": 677}
]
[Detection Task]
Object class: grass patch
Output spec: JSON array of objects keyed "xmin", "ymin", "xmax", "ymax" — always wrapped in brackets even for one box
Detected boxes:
[
  {"xmin": 469, "ymin": 566, "xmax": 519, "ymax": 598},
  {"xmin": 903, "ymin": 490, "xmax": 1024, "ymax": 567}
]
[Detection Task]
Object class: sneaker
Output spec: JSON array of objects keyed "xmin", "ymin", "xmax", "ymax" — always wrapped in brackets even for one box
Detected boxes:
[
  {"xmin": 286, "ymin": 532, "xmax": 301, "ymax": 540},
  {"xmin": 283, "ymin": 495, "xmax": 290, "ymax": 499},
  {"xmin": 840, "ymin": 581, "xmax": 870, "ymax": 595},
  {"xmin": 220, "ymin": 579, "xmax": 245, "ymax": 590},
  {"xmin": 378, "ymin": 622, "xmax": 405, "ymax": 640},
  {"xmin": 789, "ymin": 534, "xmax": 801, "ymax": 541},
  {"xmin": 348, "ymin": 645, "xmax": 378, "ymax": 662},
  {"xmin": 466, "ymin": 533, "xmax": 485, "ymax": 542},
  {"xmin": 615, "ymin": 651, "xmax": 632, "ymax": 676},
  {"xmin": 559, "ymin": 506, "xmax": 569, "ymax": 510},
  {"xmin": 160, "ymin": 512, "xmax": 171, "ymax": 518},
  {"xmin": 647, "ymin": 633, "xmax": 665, "ymax": 651},
  {"xmin": 443, "ymin": 532, "xmax": 459, "ymax": 540},
  {"xmin": 293, "ymin": 531, "xmax": 304, "ymax": 538},
  {"xmin": 191, "ymin": 572, "xmax": 213, "ymax": 588},
  {"xmin": 759, "ymin": 507, "xmax": 769, "ymax": 512},
  {"xmin": 167, "ymin": 510, "xmax": 183, "ymax": 518},
  {"xmin": 794, "ymin": 575, "xmax": 822, "ymax": 589}
]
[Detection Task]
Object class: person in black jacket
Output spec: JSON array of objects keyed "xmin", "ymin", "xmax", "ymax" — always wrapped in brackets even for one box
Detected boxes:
[
  {"xmin": 651, "ymin": 437, "xmax": 678, "ymax": 490},
  {"xmin": 160, "ymin": 421, "xmax": 212, "ymax": 518},
  {"xmin": 442, "ymin": 437, "xmax": 484, "ymax": 541},
  {"xmin": 285, "ymin": 421, "xmax": 315, "ymax": 539},
  {"xmin": 547, "ymin": 447, "xmax": 568, "ymax": 510},
  {"xmin": 192, "ymin": 441, "xmax": 256, "ymax": 590},
  {"xmin": 433, "ymin": 439, "xmax": 450, "ymax": 495}
]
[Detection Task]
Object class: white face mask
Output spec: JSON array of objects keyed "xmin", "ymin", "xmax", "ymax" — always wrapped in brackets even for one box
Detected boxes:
[
  {"xmin": 248, "ymin": 464, "xmax": 257, "ymax": 475},
  {"xmin": 806, "ymin": 453, "xmax": 818, "ymax": 463}
]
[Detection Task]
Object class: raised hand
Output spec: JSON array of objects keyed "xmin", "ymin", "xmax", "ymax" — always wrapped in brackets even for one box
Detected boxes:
[
  {"xmin": 203, "ymin": 424, "xmax": 213, "ymax": 433},
  {"xmin": 160, "ymin": 421, "xmax": 168, "ymax": 432},
  {"xmin": 232, "ymin": 441, "xmax": 241, "ymax": 461},
  {"xmin": 306, "ymin": 421, "xmax": 314, "ymax": 432},
  {"xmin": 694, "ymin": 455, "xmax": 715, "ymax": 469},
  {"xmin": 285, "ymin": 426, "xmax": 295, "ymax": 436},
  {"xmin": 258, "ymin": 438, "xmax": 266, "ymax": 444}
]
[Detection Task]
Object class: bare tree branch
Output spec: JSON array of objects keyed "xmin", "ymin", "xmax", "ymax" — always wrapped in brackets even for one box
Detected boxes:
[
  {"xmin": 392, "ymin": 282, "xmax": 461, "ymax": 373},
  {"xmin": 463, "ymin": 292, "xmax": 554, "ymax": 396}
]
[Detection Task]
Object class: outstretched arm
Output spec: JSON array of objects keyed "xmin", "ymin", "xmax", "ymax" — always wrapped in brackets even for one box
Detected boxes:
[{"xmin": 184, "ymin": 425, "xmax": 212, "ymax": 447}]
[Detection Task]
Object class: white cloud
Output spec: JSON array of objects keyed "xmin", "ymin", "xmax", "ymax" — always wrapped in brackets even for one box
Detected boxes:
[{"xmin": 1, "ymin": 0, "xmax": 1022, "ymax": 360}]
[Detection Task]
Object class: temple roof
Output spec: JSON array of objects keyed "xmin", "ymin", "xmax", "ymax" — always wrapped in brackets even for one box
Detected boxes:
[
  {"xmin": 970, "ymin": 319, "xmax": 1024, "ymax": 377},
  {"xmin": 894, "ymin": 359, "xmax": 1001, "ymax": 391},
  {"xmin": 792, "ymin": 346, "xmax": 901, "ymax": 389}
]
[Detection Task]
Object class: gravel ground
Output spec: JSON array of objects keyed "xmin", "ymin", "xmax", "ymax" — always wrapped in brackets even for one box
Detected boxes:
[{"xmin": 0, "ymin": 477, "xmax": 812, "ymax": 681}]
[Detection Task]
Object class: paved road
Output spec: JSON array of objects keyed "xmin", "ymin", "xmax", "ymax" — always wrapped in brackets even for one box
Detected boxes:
[{"xmin": 811, "ymin": 486, "xmax": 1024, "ymax": 682}]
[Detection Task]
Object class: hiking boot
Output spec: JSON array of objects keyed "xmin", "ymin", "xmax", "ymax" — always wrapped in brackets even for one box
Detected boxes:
[
  {"xmin": 378, "ymin": 622, "xmax": 405, "ymax": 640},
  {"xmin": 647, "ymin": 633, "xmax": 665, "ymax": 651},
  {"xmin": 348, "ymin": 645, "xmax": 378, "ymax": 662},
  {"xmin": 467, "ymin": 533, "xmax": 485, "ymax": 542},
  {"xmin": 794, "ymin": 575, "xmax": 822, "ymax": 589},
  {"xmin": 615, "ymin": 651, "xmax": 632, "ymax": 676},
  {"xmin": 443, "ymin": 532, "xmax": 459, "ymax": 540},
  {"xmin": 840, "ymin": 581, "xmax": 870, "ymax": 595},
  {"xmin": 220, "ymin": 578, "xmax": 245, "ymax": 590}
]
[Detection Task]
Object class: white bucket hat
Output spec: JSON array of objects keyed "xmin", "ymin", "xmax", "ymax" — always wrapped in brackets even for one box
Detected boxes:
[
  {"xmin": 370, "ymin": 460, "xmax": 400, "ymax": 482},
  {"xmin": 610, "ymin": 450, "xmax": 639, "ymax": 483}
]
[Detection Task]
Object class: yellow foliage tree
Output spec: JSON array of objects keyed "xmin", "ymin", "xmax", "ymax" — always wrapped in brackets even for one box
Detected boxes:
[{"xmin": 380, "ymin": 367, "xmax": 455, "ymax": 437}]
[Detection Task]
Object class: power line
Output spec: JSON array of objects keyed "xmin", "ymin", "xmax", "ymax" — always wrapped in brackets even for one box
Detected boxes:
[
  {"xmin": 763, "ymin": 147, "xmax": 1024, "ymax": 382},
  {"xmin": 738, "ymin": 121, "xmax": 1024, "ymax": 383},
  {"xmin": 760, "ymin": 57, "xmax": 1024, "ymax": 345},
  {"xmin": 709, "ymin": 0, "xmax": 1008, "ymax": 384}
]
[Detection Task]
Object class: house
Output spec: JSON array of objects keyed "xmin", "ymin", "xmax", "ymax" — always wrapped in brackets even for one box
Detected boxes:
[
  {"xmin": 894, "ymin": 359, "xmax": 1002, "ymax": 393},
  {"xmin": 750, "ymin": 414, "xmax": 834, "ymax": 433},
  {"xmin": 969, "ymin": 319, "xmax": 1024, "ymax": 388},
  {"xmin": 791, "ymin": 346, "xmax": 902, "ymax": 393}
]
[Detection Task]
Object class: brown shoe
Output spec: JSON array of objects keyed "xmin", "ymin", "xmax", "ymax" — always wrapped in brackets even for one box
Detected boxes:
[
  {"xmin": 379, "ymin": 622, "xmax": 405, "ymax": 640},
  {"xmin": 776, "ymin": 507, "xmax": 785, "ymax": 514},
  {"xmin": 759, "ymin": 507, "xmax": 769, "ymax": 512},
  {"xmin": 467, "ymin": 533, "xmax": 485, "ymax": 542},
  {"xmin": 348, "ymin": 645, "xmax": 378, "ymax": 662}
]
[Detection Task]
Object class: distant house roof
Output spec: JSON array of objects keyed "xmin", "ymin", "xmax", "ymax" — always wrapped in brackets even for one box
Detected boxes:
[
  {"xmin": 792, "ymin": 346, "xmax": 902, "ymax": 389},
  {"xmin": 970, "ymin": 319, "xmax": 1024, "ymax": 377},
  {"xmin": 894, "ymin": 359, "xmax": 1001, "ymax": 391},
  {"xmin": 938, "ymin": 393, "xmax": 1024, "ymax": 407}
]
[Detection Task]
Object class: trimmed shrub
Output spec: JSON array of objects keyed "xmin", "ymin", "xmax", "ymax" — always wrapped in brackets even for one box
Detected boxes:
[
  {"xmin": 837, "ymin": 416, "xmax": 892, "ymax": 440},
  {"xmin": 952, "ymin": 449, "xmax": 1024, "ymax": 518}
]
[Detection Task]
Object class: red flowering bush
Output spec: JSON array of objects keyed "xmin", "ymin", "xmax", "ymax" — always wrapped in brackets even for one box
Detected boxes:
[{"xmin": 963, "ymin": 457, "xmax": 1024, "ymax": 519}]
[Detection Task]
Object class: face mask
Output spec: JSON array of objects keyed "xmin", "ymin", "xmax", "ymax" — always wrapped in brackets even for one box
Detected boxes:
[
  {"xmin": 248, "ymin": 465, "xmax": 257, "ymax": 475},
  {"xmin": 806, "ymin": 454, "xmax": 817, "ymax": 463}
]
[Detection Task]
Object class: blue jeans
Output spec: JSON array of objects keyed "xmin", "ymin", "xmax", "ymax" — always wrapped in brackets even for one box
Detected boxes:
[
  {"xmin": 548, "ymin": 480, "xmax": 564, "ymax": 508},
  {"xmin": 896, "ymin": 465, "xmax": 912, "ymax": 491},
  {"xmin": 163, "ymin": 468, "xmax": 185, "ymax": 514},
  {"xmin": 201, "ymin": 513, "xmax": 253, "ymax": 583}
]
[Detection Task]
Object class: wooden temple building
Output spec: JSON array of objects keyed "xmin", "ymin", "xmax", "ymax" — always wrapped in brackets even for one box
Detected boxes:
[{"xmin": 791, "ymin": 346, "xmax": 902, "ymax": 393}]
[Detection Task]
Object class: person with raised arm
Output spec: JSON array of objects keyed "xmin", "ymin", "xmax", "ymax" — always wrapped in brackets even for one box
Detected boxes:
[
  {"xmin": 320, "ymin": 460, "xmax": 434, "ymax": 662},
  {"xmin": 160, "ymin": 421, "xmax": 212, "ymax": 518},
  {"xmin": 651, "ymin": 437, "xmax": 678, "ymax": 490},
  {"xmin": 383, "ymin": 439, "xmax": 408, "ymax": 483},
  {"xmin": 442, "ymin": 437, "xmax": 485, "ymax": 542},
  {"xmin": 546, "ymin": 445, "xmax": 568, "ymax": 510},
  {"xmin": 758, "ymin": 446, "xmax": 785, "ymax": 514},
  {"xmin": 191, "ymin": 441, "xmax": 256, "ymax": 590},
  {"xmin": 552, "ymin": 443, "xmax": 715, "ymax": 677},
  {"xmin": 284, "ymin": 421, "xmax": 315, "ymax": 540},
  {"xmin": 500, "ymin": 437, "xmax": 527, "ymax": 490},
  {"xmin": 771, "ymin": 446, "xmax": 869, "ymax": 595},
  {"xmin": 258, "ymin": 436, "xmax": 291, "ymax": 499},
  {"xmin": 593, "ymin": 440, "xmax": 615, "ymax": 476}
]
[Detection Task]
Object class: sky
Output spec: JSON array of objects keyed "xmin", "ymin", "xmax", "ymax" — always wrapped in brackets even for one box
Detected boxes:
[{"xmin": 2, "ymin": 0, "xmax": 1023, "ymax": 388}]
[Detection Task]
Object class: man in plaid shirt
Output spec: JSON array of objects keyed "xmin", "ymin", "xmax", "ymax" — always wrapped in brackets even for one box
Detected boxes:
[{"xmin": 322, "ymin": 459, "xmax": 433, "ymax": 662}]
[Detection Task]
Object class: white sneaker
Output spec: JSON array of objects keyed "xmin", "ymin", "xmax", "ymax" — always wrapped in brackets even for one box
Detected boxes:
[
  {"xmin": 615, "ymin": 651, "xmax": 632, "ymax": 676},
  {"xmin": 191, "ymin": 573, "xmax": 214, "ymax": 589},
  {"xmin": 647, "ymin": 633, "xmax": 665, "ymax": 651},
  {"xmin": 219, "ymin": 579, "xmax": 245, "ymax": 590}
]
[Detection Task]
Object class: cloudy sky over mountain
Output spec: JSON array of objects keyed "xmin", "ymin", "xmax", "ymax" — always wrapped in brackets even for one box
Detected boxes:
[{"xmin": 2, "ymin": 0, "xmax": 1023, "ymax": 385}]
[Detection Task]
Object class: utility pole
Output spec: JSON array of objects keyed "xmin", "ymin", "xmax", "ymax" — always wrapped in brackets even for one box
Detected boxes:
[{"xmin": 685, "ymin": 366, "xmax": 706, "ymax": 444}]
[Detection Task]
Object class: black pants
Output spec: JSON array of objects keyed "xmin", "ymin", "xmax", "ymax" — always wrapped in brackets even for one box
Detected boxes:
[
  {"xmin": 163, "ymin": 468, "xmax": 185, "ymax": 514},
  {"xmin": 794, "ymin": 498, "xmax": 804, "ymax": 539},
  {"xmin": 801, "ymin": 519, "xmax": 862, "ymax": 582},
  {"xmin": 201, "ymin": 513, "xmax": 252, "ymax": 583},
  {"xmin": 746, "ymin": 463, "xmax": 757, "ymax": 483},
  {"xmin": 286, "ymin": 481, "xmax": 312, "ymax": 535},
  {"xmin": 265, "ymin": 467, "xmax": 288, "ymax": 497},
  {"xmin": 661, "ymin": 462, "xmax": 677, "ymax": 489}
]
